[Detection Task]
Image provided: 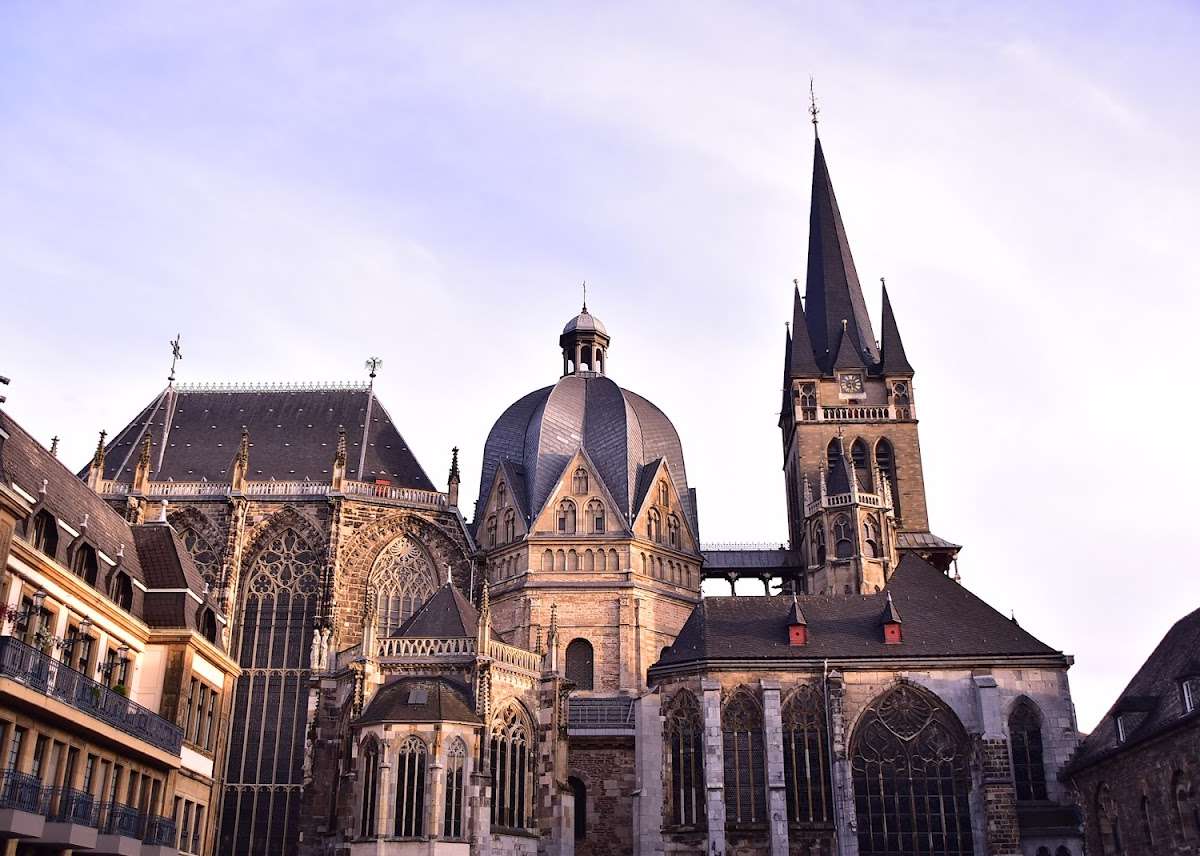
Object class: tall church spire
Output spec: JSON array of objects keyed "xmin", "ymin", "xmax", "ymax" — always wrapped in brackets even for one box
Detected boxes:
[
  {"xmin": 878, "ymin": 280, "xmax": 914, "ymax": 374},
  {"xmin": 803, "ymin": 137, "xmax": 879, "ymax": 373},
  {"xmin": 789, "ymin": 281, "xmax": 821, "ymax": 378}
]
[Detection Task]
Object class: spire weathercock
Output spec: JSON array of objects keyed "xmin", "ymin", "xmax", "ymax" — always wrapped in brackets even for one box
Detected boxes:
[
  {"xmin": 809, "ymin": 77, "xmax": 820, "ymax": 137},
  {"xmin": 168, "ymin": 335, "xmax": 182, "ymax": 386},
  {"xmin": 365, "ymin": 357, "xmax": 383, "ymax": 386}
]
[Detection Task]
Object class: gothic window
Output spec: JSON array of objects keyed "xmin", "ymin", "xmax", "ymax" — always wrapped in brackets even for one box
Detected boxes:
[
  {"xmin": 586, "ymin": 499, "xmax": 605, "ymax": 534},
  {"xmin": 1097, "ymin": 784, "xmax": 1123, "ymax": 855},
  {"xmin": 443, "ymin": 738, "xmax": 466, "ymax": 839},
  {"xmin": 569, "ymin": 776, "xmax": 586, "ymax": 841},
  {"xmin": 832, "ymin": 514, "xmax": 853, "ymax": 559},
  {"xmin": 863, "ymin": 515, "xmax": 882, "ymax": 559},
  {"xmin": 565, "ymin": 638, "xmax": 594, "ymax": 690},
  {"xmin": 810, "ymin": 523, "xmax": 826, "ymax": 566},
  {"xmin": 851, "ymin": 438, "xmax": 871, "ymax": 487},
  {"xmin": 110, "ymin": 572, "xmax": 133, "ymax": 611},
  {"xmin": 180, "ymin": 528, "xmax": 220, "ymax": 591},
  {"xmin": 658, "ymin": 480, "xmax": 669, "ymax": 508},
  {"xmin": 223, "ymin": 526, "xmax": 320, "ymax": 855},
  {"xmin": 30, "ymin": 510, "xmax": 58, "ymax": 558},
  {"xmin": 490, "ymin": 704, "xmax": 533, "ymax": 830},
  {"xmin": 72, "ymin": 543, "xmax": 99, "ymax": 585},
  {"xmin": 667, "ymin": 514, "xmax": 681, "ymax": 550},
  {"xmin": 799, "ymin": 383, "xmax": 817, "ymax": 418},
  {"xmin": 851, "ymin": 682, "xmax": 974, "ymax": 856},
  {"xmin": 360, "ymin": 739, "xmax": 380, "ymax": 838},
  {"xmin": 557, "ymin": 500, "xmax": 577, "ymax": 534},
  {"xmin": 573, "ymin": 468, "xmax": 589, "ymax": 495},
  {"xmin": 1173, "ymin": 771, "xmax": 1199, "ymax": 841},
  {"xmin": 497, "ymin": 481, "xmax": 507, "ymax": 508},
  {"xmin": 663, "ymin": 690, "xmax": 705, "ymax": 829},
  {"xmin": 723, "ymin": 689, "xmax": 766, "ymax": 824},
  {"xmin": 826, "ymin": 438, "xmax": 842, "ymax": 472},
  {"xmin": 503, "ymin": 509, "xmax": 516, "ymax": 543},
  {"xmin": 892, "ymin": 382, "xmax": 911, "ymax": 417},
  {"xmin": 486, "ymin": 515, "xmax": 497, "ymax": 547},
  {"xmin": 648, "ymin": 508, "xmax": 662, "ymax": 543},
  {"xmin": 393, "ymin": 736, "xmax": 427, "ymax": 837},
  {"xmin": 782, "ymin": 685, "xmax": 832, "ymax": 824},
  {"xmin": 1009, "ymin": 699, "xmax": 1048, "ymax": 801},
  {"xmin": 371, "ymin": 536, "xmax": 437, "ymax": 639},
  {"xmin": 875, "ymin": 438, "xmax": 900, "ymax": 518}
]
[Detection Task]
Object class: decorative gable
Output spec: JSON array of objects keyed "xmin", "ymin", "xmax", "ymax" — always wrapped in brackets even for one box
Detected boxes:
[
  {"xmin": 529, "ymin": 448, "xmax": 628, "ymax": 538},
  {"xmin": 478, "ymin": 462, "xmax": 528, "ymax": 549},
  {"xmin": 630, "ymin": 459, "xmax": 697, "ymax": 555}
]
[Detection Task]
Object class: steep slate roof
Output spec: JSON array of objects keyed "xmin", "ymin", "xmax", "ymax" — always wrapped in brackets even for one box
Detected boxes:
[
  {"xmin": 878, "ymin": 283, "xmax": 915, "ymax": 375},
  {"xmin": 702, "ymin": 548, "xmax": 797, "ymax": 573},
  {"xmin": 477, "ymin": 375, "xmax": 697, "ymax": 536},
  {"xmin": 0, "ymin": 409, "xmax": 146, "ymax": 586},
  {"xmin": 1067, "ymin": 605, "xmax": 1200, "ymax": 773},
  {"xmin": 654, "ymin": 554, "xmax": 1062, "ymax": 668},
  {"xmin": 131, "ymin": 522, "xmax": 216, "ymax": 632},
  {"xmin": 396, "ymin": 582, "xmax": 480, "ymax": 638},
  {"xmin": 803, "ymin": 137, "xmax": 880, "ymax": 373},
  {"xmin": 358, "ymin": 676, "xmax": 480, "ymax": 725},
  {"xmin": 92, "ymin": 384, "xmax": 434, "ymax": 489},
  {"xmin": 788, "ymin": 287, "xmax": 822, "ymax": 377}
]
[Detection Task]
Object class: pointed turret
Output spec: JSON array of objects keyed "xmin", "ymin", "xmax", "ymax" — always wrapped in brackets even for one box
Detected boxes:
[
  {"xmin": 789, "ymin": 283, "xmax": 822, "ymax": 377},
  {"xmin": 831, "ymin": 320, "xmax": 869, "ymax": 371},
  {"xmin": 331, "ymin": 426, "xmax": 347, "ymax": 491},
  {"xmin": 86, "ymin": 430, "xmax": 107, "ymax": 489},
  {"xmin": 230, "ymin": 428, "xmax": 249, "ymax": 492},
  {"xmin": 804, "ymin": 138, "xmax": 879, "ymax": 372},
  {"xmin": 132, "ymin": 434, "xmax": 153, "ymax": 493},
  {"xmin": 878, "ymin": 281, "xmax": 914, "ymax": 375},
  {"xmin": 447, "ymin": 446, "xmax": 461, "ymax": 508}
]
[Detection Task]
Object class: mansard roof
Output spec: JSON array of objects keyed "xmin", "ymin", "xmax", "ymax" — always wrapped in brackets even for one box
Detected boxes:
[
  {"xmin": 652, "ymin": 554, "xmax": 1062, "ymax": 670},
  {"xmin": 91, "ymin": 383, "xmax": 434, "ymax": 489},
  {"xmin": 133, "ymin": 521, "xmax": 217, "ymax": 632},
  {"xmin": 396, "ymin": 582, "xmax": 480, "ymax": 638},
  {"xmin": 358, "ymin": 676, "xmax": 480, "ymax": 725},
  {"xmin": 1067, "ymin": 605, "xmax": 1200, "ymax": 774},
  {"xmin": 0, "ymin": 409, "xmax": 146, "ymax": 586},
  {"xmin": 477, "ymin": 374, "xmax": 697, "ymax": 536}
]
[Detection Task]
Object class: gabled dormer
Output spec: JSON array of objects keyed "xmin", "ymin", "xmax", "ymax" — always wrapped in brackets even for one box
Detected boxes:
[
  {"xmin": 529, "ymin": 448, "xmax": 629, "ymax": 539},
  {"xmin": 630, "ymin": 458, "xmax": 697, "ymax": 555}
]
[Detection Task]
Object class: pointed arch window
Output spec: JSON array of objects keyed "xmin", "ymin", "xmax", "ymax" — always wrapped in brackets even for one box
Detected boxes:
[
  {"xmin": 71, "ymin": 543, "xmax": 99, "ymax": 586},
  {"xmin": 360, "ymin": 739, "xmax": 380, "ymax": 838},
  {"xmin": 394, "ymin": 736, "xmax": 427, "ymax": 838},
  {"xmin": 647, "ymin": 508, "xmax": 662, "ymax": 543},
  {"xmin": 810, "ymin": 523, "xmax": 826, "ymax": 566},
  {"xmin": 573, "ymin": 468, "xmax": 589, "ymax": 495},
  {"xmin": 851, "ymin": 438, "xmax": 871, "ymax": 488},
  {"xmin": 832, "ymin": 514, "xmax": 853, "ymax": 559},
  {"xmin": 891, "ymin": 381, "xmax": 911, "ymax": 418},
  {"xmin": 863, "ymin": 515, "xmax": 882, "ymax": 559},
  {"xmin": 30, "ymin": 510, "xmax": 59, "ymax": 559},
  {"xmin": 851, "ymin": 683, "xmax": 974, "ymax": 856},
  {"xmin": 490, "ymin": 704, "xmax": 534, "ymax": 830},
  {"xmin": 503, "ymin": 509, "xmax": 516, "ymax": 543},
  {"xmin": 1009, "ymin": 699, "xmax": 1048, "ymax": 801},
  {"xmin": 875, "ymin": 438, "xmax": 900, "ymax": 518},
  {"xmin": 497, "ymin": 481, "xmax": 507, "ymax": 508},
  {"xmin": 782, "ymin": 686, "xmax": 832, "ymax": 824},
  {"xmin": 443, "ymin": 738, "xmax": 467, "ymax": 839},
  {"xmin": 557, "ymin": 500, "xmax": 577, "ymax": 535},
  {"xmin": 663, "ymin": 690, "xmax": 705, "ymax": 829},
  {"xmin": 372, "ymin": 536, "xmax": 437, "ymax": 639},
  {"xmin": 723, "ymin": 689, "xmax": 766, "ymax": 824},
  {"xmin": 667, "ymin": 514, "xmax": 681, "ymax": 550},
  {"xmin": 826, "ymin": 438, "xmax": 842, "ymax": 472},
  {"xmin": 586, "ymin": 499, "xmax": 605, "ymax": 534},
  {"xmin": 199, "ymin": 608, "xmax": 218, "ymax": 644},
  {"xmin": 565, "ymin": 638, "xmax": 594, "ymax": 690},
  {"xmin": 180, "ymin": 527, "xmax": 219, "ymax": 591},
  {"xmin": 799, "ymin": 383, "xmax": 817, "ymax": 419},
  {"xmin": 485, "ymin": 515, "xmax": 497, "ymax": 547}
]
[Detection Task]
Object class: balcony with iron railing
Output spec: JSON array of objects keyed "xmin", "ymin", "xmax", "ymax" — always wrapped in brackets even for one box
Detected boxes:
[
  {"xmin": 98, "ymin": 476, "xmax": 448, "ymax": 509},
  {"xmin": 0, "ymin": 636, "xmax": 184, "ymax": 755}
]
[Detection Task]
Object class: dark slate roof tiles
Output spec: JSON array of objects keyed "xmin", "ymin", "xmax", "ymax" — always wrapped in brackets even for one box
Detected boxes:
[
  {"xmin": 396, "ymin": 583, "xmax": 480, "ymax": 638},
  {"xmin": 358, "ymin": 676, "xmax": 480, "ymax": 725}
]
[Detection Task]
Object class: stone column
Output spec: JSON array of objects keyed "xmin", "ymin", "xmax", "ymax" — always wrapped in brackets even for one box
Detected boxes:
[
  {"xmin": 701, "ymin": 679, "xmax": 725, "ymax": 856},
  {"xmin": 619, "ymin": 595, "xmax": 636, "ymax": 691},
  {"xmin": 826, "ymin": 670, "xmax": 859, "ymax": 856},
  {"xmin": 974, "ymin": 674, "xmax": 1021, "ymax": 856},
  {"xmin": 428, "ymin": 729, "xmax": 446, "ymax": 841},
  {"xmin": 761, "ymin": 681, "xmax": 789, "ymax": 856},
  {"xmin": 633, "ymin": 692, "xmax": 664, "ymax": 856},
  {"xmin": 377, "ymin": 753, "xmax": 393, "ymax": 839}
]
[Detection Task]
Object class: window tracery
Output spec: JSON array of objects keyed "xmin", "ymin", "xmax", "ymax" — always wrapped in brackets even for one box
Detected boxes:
[
  {"xmin": 486, "ymin": 515, "xmax": 497, "ymax": 547},
  {"xmin": 863, "ymin": 515, "xmax": 882, "ymax": 559},
  {"xmin": 658, "ymin": 480, "xmax": 670, "ymax": 508},
  {"xmin": 490, "ymin": 704, "xmax": 533, "ymax": 830},
  {"xmin": 851, "ymin": 683, "xmax": 974, "ymax": 856},
  {"xmin": 875, "ymin": 438, "xmax": 899, "ymax": 518},
  {"xmin": 723, "ymin": 689, "xmax": 766, "ymax": 824},
  {"xmin": 503, "ymin": 509, "xmax": 516, "ymax": 543},
  {"xmin": 586, "ymin": 499, "xmax": 605, "ymax": 534},
  {"xmin": 557, "ymin": 499, "xmax": 577, "ymax": 534},
  {"xmin": 667, "ymin": 514, "xmax": 681, "ymax": 550},
  {"xmin": 360, "ymin": 739, "xmax": 380, "ymax": 838},
  {"xmin": 648, "ymin": 508, "xmax": 662, "ymax": 543},
  {"xmin": 782, "ymin": 685, "xmax": 831, "ymax": 824},
  {"xmin": 664, "ymin": 690, "xmax": 705, "ymax": 828},
  {"xmin": 394, "ymin": 736, "xmax": 427, "ymax": 838},
  {"xmin": 833, "ymin": 514, "xmax": 853, "ymax": 559},
  {"xmin": 444, "ymin": 738, "xmax": 467, "ymax": 838},
  {"xmin": 1009, "ymin": 699, "xmax": 1048, "ymax": 801},
  {"xmin": 811, "ymin": 523, "xmax": 826, "ymax": 566},
  {"xmin": 180, "ymin": 528, "xmax": 220, "ymax": 590},
  {"xmin": 371, "ymin": 535, "xmax": 437, "ymax": 638},
  {"xmin": 573, "ymin": 468, "xmax": 589, "ymax": 495}
]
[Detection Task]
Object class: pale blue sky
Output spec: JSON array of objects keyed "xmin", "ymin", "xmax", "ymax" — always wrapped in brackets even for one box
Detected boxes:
[{"xmin": 2, "ymin": 3, "xmax": 1198, "ymax": 730}]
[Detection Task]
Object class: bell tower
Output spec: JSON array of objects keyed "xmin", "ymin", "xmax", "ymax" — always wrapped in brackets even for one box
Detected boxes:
[{"xmin": 781, "ymin": 135, "xmax": 956, "ymax": 589}]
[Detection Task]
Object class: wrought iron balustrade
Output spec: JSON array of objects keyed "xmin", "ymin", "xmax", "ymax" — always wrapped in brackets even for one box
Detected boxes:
[
  {"xmin": 100, "ymin": 801, "xmax": 146, "ymax": 838},
  {"xmin": 0, "ymin": 769, "xmax": 42, "ymax": 813},
  {"xmin": 567, "ymin": 695, "xmax": 635, "ymax": 730},
  {"xmin": 44, "ymin": 787, "xmax": 99, "ymax": 826},
  {"xmin": 143, "ymin": 814, "xmax": 178, "ymax": 846},
  {"xmin": 0, "ymin": 636, "xmax": 183, "ymax": 755}
]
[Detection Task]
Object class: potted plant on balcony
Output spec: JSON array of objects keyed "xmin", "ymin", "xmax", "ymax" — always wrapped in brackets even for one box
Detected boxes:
[{"xmin": 112, "ymin": 682, "xmax": 128, "ymax": 697}]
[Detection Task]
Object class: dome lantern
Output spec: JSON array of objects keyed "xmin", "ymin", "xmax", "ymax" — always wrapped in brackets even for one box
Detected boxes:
[{"xmin": 559, "ymin": 302, "xmax": 610, "ymax": 377}]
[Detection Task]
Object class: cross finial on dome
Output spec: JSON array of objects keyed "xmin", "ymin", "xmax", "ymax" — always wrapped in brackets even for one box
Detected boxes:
[{"xmin": 582, "ymin": 280, "xmax": 588, "ymax": 313}]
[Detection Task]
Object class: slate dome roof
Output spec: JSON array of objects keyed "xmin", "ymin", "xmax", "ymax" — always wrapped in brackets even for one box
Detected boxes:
[
  {"xmin": 477, "ymin": 374, "xmax": 696, "ymax": 535},
  {"xmin": 562, "ymin": 309, "xmax": 607, "ymax": 337}
]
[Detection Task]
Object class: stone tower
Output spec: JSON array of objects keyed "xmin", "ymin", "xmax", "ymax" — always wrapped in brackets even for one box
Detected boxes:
[{"xmin": 782, "ymin": 136, "xmax": 957, "ymax": 593}]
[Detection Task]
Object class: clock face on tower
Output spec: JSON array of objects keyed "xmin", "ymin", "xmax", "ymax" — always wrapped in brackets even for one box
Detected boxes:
[{"xmin": 839, "ymin": 373, "xmax": 864, "ymax": 394}]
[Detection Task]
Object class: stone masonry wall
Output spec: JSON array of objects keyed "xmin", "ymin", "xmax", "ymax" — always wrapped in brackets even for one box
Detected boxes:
[{"xmin": 570, "ymin": 740, "xmax": 636, "ymax": 856}]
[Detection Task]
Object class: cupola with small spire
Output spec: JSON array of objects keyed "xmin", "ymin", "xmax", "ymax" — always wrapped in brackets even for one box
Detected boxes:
[
  {"xmin": 559, "ymin": 291, "xmax": 610, "ymax": 376},
  {"xmin": 787, "ymin": 594, "xmax": 808, "ymax": 646},
  {"xmin": 881, "ymin": 591, "xmax": 903, "ymax": 644}
]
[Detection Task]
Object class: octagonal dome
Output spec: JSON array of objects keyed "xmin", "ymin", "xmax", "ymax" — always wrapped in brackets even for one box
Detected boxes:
[{"xmin": 562, "ymin": 309, "xmax": 607, "ymax": 337}]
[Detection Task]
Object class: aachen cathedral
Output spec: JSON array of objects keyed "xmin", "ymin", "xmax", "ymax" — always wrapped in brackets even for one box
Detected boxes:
[{"xmin": 78, "ymin": 131, "xmax": 1087, "ymax": 856}]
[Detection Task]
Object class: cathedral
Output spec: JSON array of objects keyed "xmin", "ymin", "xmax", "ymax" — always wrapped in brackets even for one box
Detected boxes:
[{"xmin": 68, "ymin": 132, "xmax": 1086, "ymax": 856}]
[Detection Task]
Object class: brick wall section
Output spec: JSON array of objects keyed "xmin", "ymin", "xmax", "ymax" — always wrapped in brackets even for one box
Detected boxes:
[
  {"xmin": 1067, "ymin": 717, "xmax": 1200, "ymax": 856},
  {"xmin": 570, "ymin": 741, "xmax": 635, "ymax": 856},
  {"xmin": 980, "ymin": 737, "xmax": 1021, "ymax": 855}
]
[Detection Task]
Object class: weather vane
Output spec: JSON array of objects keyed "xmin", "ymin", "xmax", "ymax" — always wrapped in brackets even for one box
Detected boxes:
[
  {"xmin": 365, "ymin": 356, "xmax": 383, "ymax": 384},
  {"xmin": 168, "ymin": 334, "xmax": 183, "ymax": 386},
  {"xmin": 582, "ymin": 280, "xmax": 588, "ymax": 312},
  {"xmin": 809, "ymin": 77, "xmax": 820, "ymax": 137}
]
